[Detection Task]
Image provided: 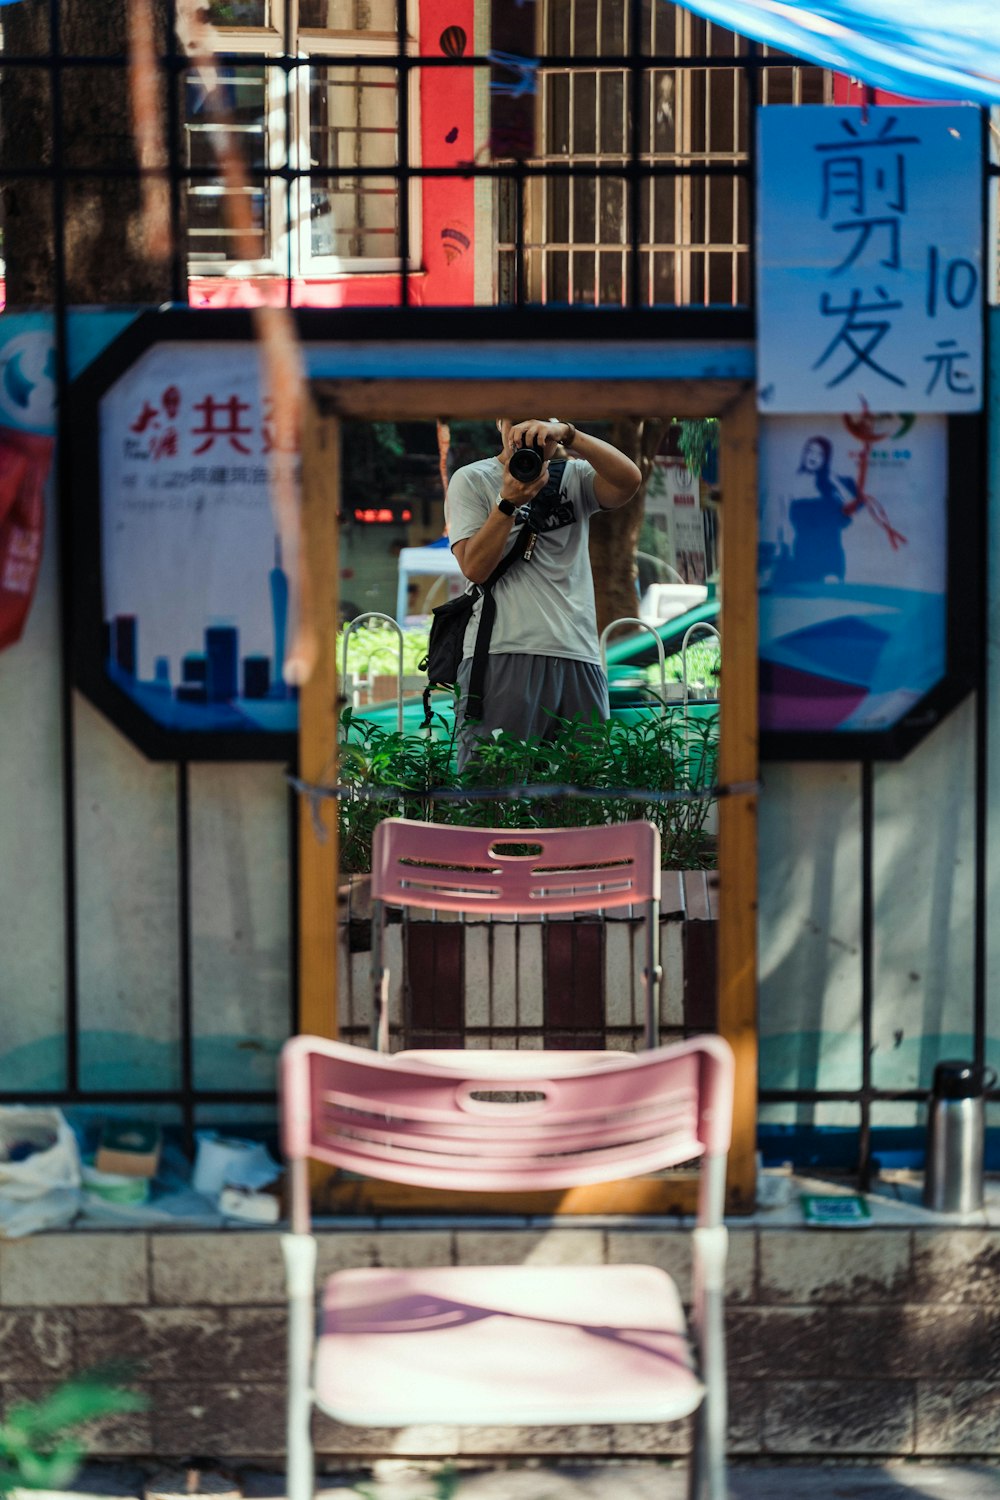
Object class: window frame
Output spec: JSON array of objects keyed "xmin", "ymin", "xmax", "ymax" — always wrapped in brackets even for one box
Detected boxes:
[
  {"xmin": 187, "ymin": 1, "xmax": 422, "ymax": 280},
  {"xmin": 514, "ymin": 0, "xmax": 829, "ymax": 308},
  {"xmin": 185, "ymin": 58, "xmax": 287, "ymax": 277}
]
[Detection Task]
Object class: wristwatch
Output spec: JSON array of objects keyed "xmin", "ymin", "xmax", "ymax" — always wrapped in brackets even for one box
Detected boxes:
[
  {"xmin": 496, "ymin": 495, "xmax": 518, "ymax": 516},
  {"xmin": 559, "ymin": 422, "xmax": 577, "ymax": 450}
]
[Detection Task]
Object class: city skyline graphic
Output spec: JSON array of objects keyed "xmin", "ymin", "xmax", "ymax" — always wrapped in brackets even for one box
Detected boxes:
[{"xmin": 104, "ymin": 535, "xmax": 297, "ymax": 733}]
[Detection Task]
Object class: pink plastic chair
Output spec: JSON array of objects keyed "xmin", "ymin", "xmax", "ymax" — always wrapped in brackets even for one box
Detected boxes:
[
  {"xmin": 280, "ymin": 1033, "xmax": 734, "ymax": 1500},
  {"xmin": 369, "ymin": 818, "xmax": 662, "ymax": 1053}
]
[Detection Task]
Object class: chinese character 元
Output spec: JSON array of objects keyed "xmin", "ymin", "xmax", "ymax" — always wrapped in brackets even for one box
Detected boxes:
[{"xmin": 924, "ymin": 339, "xmax": 974, "ymax": 395}]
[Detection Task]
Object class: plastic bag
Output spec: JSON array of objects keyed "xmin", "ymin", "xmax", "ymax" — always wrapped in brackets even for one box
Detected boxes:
[
  {"xmin": 0, "ymin": 1188, "xmax": 81, "ymax": 1238},
  {"xmin": 0, "ymin": 1107, "xmax": 81, "ymax": 1198}
]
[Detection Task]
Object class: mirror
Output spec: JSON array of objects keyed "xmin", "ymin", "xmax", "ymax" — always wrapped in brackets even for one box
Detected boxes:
[{"xmin": 334, "ymin": 413, "xmax": 722, "ymax": 1055}]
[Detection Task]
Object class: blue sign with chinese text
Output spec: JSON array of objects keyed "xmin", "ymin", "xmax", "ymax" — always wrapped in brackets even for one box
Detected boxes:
[{"xmin": 757, "ymin": 106, "xmax": 982, "ymax": 413}]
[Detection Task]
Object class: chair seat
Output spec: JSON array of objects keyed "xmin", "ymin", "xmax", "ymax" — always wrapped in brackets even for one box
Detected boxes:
[{"xmin": 314, "ymin": 1262, "xmax": 703, "ymax": 1428}]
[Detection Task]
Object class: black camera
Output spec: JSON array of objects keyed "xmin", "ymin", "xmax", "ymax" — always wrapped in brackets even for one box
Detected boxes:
[{"xmin": 508, "ymin": 437, "xmax": 545, "ymax": 483}]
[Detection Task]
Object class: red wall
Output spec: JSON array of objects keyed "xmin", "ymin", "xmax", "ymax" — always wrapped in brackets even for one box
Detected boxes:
[
  {"xmin": 191, "ymin": 0, "xmax": 477, "ymax": 310},
  {"xmin": 416, "ymin": 0, "xmax": 477, "ymax": 305},
  {"xmin": 832, "ymin": 76, "xmax": 945, "ymax": 108}
]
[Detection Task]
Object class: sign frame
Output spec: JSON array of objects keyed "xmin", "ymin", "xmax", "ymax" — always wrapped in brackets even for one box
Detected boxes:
[
  {"xmin": 756, "ymin": 104, "xmax": 985, "ymax": 416},
  {"xmin": 759, "ymin": 411, "xmax": 982, "ymax": 762},
  {"xmin": 70, "ymin": 311, "xmax": 297, "ymax": 762}
]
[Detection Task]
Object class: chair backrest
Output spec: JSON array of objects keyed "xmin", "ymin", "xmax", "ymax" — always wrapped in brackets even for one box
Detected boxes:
[
  {"xmin": 370, "ymin": 819, "xmax": 661, "ymax": 916},
  {"xmin": 281, "ymin": 1034, "xmax": 733, "ymax": 1202}
]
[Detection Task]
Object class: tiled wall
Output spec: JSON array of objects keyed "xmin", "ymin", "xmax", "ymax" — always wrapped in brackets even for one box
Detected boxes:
[{"xmin": 3, "ymin": 1225, "xmax": 999, "ymax": 1461}]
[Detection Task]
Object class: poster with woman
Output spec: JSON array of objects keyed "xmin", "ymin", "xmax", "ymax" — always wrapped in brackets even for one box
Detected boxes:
[{"xmin": 759, "ymin": 411, "xmax": 947, "ymax": 735}]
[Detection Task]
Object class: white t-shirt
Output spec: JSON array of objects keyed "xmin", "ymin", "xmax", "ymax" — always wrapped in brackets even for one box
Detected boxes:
[{"xmin": 447, "ymin": 455, "xmax": 602, "ymax": 664}]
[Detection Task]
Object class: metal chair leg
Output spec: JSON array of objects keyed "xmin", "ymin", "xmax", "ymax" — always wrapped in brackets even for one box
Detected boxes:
[{"xmin": 282, "ymin": 1233, "xmax": 318, "ymax": 1500}]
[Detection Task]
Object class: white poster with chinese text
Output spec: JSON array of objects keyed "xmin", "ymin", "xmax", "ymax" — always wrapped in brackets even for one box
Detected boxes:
[
  {"xmin": 757, "ymin": 106, "xmax": 982, "ymax": 413},
  {"xmin": 100, "ymin": 342, "xmax": 298, "ymax": 734},
  {"xmin": 644, "ymin": 458, "xmax": 706, "ymax": 581}
]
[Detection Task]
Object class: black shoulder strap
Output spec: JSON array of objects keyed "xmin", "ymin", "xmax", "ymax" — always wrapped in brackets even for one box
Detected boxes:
[
  {"xmin": 483, "ymin": 515, "xmax": 534, "ymax": 590},
  {"xmin": 464, "ymin": 522, "xmax": 534, "ymax": 722}
]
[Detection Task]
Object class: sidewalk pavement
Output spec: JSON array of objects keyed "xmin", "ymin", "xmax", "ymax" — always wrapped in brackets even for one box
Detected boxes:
[
  {"xmin": 308, "ymin": 1461, "xmax": 1000, "ymax": 1498},
  {"xmin": 27, "ymin": 1462, "xmax": 1000, "ymax": 1500}
]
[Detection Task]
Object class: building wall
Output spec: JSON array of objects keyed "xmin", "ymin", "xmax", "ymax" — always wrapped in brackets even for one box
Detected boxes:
[
  {"xmin": 0, "ymin": 305, "xmax": 997, "ymax": 1133},
  {"xmin": 758, "ymin": 701, "xmax": 980, "ymax": 1128},
  {"xmin": 757, "ymin": 306, "xmax": 1000, "ymax": 1145}
]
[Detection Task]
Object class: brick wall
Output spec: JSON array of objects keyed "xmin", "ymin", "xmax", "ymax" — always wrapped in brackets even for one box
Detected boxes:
[{"xmin": 3, "ymin": 1225, "xmax": 999, "ymax": 1462}]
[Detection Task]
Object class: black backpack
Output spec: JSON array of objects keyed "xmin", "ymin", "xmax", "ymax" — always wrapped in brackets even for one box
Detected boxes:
[{"xmin": 418, "ymin": 522, "xmax": 532, "ymax": 731}]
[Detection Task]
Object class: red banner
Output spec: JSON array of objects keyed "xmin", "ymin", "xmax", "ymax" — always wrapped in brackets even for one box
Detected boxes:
[{"xmin": 0, "ymin": 426, "xmax": 54, "ymax": 650}]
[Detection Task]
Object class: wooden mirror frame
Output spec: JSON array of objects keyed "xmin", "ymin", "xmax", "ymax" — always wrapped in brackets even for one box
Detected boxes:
[{"xmin": 299, "ymin": 374, "xmax": 758, "ymax": 1215}]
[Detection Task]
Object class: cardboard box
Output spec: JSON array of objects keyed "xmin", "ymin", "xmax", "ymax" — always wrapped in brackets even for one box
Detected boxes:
[{"xmin": 94, "ymin": 1121, "xmax": 162, "ymax": 1178}]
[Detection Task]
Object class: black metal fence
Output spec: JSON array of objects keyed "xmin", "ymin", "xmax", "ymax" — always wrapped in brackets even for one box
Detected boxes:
[{"xmin": 0, "ymin": 0, "xmax": 995, "ymax": 1180}]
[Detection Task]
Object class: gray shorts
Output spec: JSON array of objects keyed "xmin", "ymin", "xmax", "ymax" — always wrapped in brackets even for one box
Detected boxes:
[{"xmin": 455, "ymin": 652, "xmax": 610, "ymax": 769}]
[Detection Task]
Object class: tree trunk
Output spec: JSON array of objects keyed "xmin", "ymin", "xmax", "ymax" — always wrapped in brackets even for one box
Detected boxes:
[
  {"xmin": 1, "ymin": 0, "xmax": 177, "ymax": 307},
  {"xmin": 588, "ymin": 418, "xmax": 667, "ymax": 640}
]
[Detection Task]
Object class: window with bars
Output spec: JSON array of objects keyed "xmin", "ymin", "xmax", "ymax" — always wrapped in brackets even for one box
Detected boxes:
[
  {"xmin": 188, "ymin": 0, "xmax": 416, "ymax": 276},
  {"xmin": 499, "ymin": 0, "xmax": 829, "ymax": 307}
]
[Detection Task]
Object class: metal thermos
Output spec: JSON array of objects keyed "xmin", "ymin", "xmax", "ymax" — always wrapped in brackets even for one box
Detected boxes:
[{"xmin": 922, "ymin": 1060, "xmax": 996, "ymax": 1215}]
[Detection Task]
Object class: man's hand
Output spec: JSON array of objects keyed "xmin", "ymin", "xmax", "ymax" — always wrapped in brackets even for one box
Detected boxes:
[
  {"xmin": 499, "ymin": 448, "xmax": 551, "ymax": 508},
  {"xmin": 505, "ymin": 417, "xmax": 641, "ymax": 509},
  {"xmin": 454, "ymin": 445, "xmax": 551, "ymax": 584},
  {"xmin": 517, "ymin": 420, "xmax": 640, "ymax": 510},
  {"xmin": 507, "ymin": 419, "xmax": 569, "ymax": 466}
]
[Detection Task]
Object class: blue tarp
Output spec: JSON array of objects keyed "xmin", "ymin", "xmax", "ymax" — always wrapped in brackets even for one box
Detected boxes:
[{"xmin": 677, "ymin": 1, "xmax": 1000, "ymax": 105}]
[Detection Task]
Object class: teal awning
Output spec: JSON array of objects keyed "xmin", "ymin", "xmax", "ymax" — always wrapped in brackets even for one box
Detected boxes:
[{"xmin": 678, "ymin": 1, "xmax": 1000, "ymax": 105}]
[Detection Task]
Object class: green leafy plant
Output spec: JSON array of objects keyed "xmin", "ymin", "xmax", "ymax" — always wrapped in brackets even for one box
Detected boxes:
[
  {"xmin": 0, "ymin": 1374, "xmax": 147, "ymax": 1495},
  {"xmin": 673, "ymin": 417, "xmax": 719, "ymax": 480},
  {"xmin": 338, "ymin": 707, "xmax": 718, "ymax": 874},
  {"xmin": 651, "ymin": 640, "xmax": 721, "ymax": 689},
  {"xmin": 338, "ymin": 622, "xmax": 430, "ymax": 679}
]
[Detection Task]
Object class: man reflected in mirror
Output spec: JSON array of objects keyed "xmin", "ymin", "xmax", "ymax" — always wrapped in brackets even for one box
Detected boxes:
[{"xmin": 448, "ymin": 417, "xmax": 641, "ymax": 769}]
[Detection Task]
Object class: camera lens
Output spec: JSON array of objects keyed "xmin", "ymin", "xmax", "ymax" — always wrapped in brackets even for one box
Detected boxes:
[{"xmin": 508, "ymin": 443, "xmax": 543, "ymax": 482}]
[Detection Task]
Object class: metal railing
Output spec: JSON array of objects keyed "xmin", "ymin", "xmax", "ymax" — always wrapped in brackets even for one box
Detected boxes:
[
  {"xmin": 599, "ymin": 616, "xmax": 668, "ymax": 707},
  {"xmin": 340, "ymin": 612, "xmax": 405, "ymax": 734}
]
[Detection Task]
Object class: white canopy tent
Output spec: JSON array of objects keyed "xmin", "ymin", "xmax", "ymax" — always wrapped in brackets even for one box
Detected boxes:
[{"xmin": 394, "ymin": 543, "xmax": 466, "ymax": 624}]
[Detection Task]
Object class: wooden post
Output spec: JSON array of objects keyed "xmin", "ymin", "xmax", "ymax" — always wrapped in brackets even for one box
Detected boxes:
[
  {"xmin": 717, "ymin": 386, "xmax": 759, "ymax": 1214},
  {"xmin": 297, "ymin": 397, "xmax": 340, "ymax": 1043}
]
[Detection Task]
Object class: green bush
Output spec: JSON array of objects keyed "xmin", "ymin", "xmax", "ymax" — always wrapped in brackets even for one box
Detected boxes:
[
  {"xmin": 338, "ymin": 621, "xmax": 429, "ymax": 679},
  {"xmin": 648, "ymin": 639, "xmax": 721, "ymax": 689},
  {"xmin": 338, "ymin": 706, "xmax": 718, "ymax": 874}
]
